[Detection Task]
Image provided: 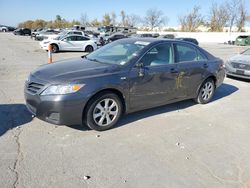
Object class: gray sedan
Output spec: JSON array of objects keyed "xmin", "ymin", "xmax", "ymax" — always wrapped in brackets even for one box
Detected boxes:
[
  {"xmin": 25, "ymin": 38, "xmax": 225, "ymax": 131},
  {"xmin": 226, "ymin": 48, "xmax": 250, "ymax": 80}
]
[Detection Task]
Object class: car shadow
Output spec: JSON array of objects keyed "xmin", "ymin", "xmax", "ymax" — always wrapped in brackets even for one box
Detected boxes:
[
  {"xmin": 227, "ymin": 75, "xmax": 250, "ymax": 83},
  {"xmin": 68, "ymin": 83, "xmax": 238, "ymax": 131},
  {"xmin": 0, "ymin": 104, "xmax": 33, "ymax": 136}
]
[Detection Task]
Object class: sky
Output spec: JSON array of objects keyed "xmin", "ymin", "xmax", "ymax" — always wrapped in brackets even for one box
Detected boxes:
[{"xmin": 0, "ymin": 0, "xmax": 250, "ymax": 27}]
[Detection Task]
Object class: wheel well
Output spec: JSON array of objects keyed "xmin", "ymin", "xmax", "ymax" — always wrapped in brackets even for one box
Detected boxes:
[
  {"xmin": 196, "ymin": 75, "xmax": 217, "ymax": 96},
  {"xmin": 207, "ymin": 75, "xmax": 217, "ymax": 87},
  {"xmin": 82, "ymin": 88, "xmax": 126, "ymax": 118}
]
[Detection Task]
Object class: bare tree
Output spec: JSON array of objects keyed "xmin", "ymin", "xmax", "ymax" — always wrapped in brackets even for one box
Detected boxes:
[
  {"xmin": 80, "ymin": 13, "xmax": 89, "ymax": 26},
  {"xmin": 236, "ymin": 0, "xmax": 247, "ymax": 31},
  {"xmin": 226, "ymin": 0, "xmax": 241, "ymax": 32},
  {"xmin": 102, "ymin": 13, "xmax": 111, "ymax": 26},
  {"xmin": 120, "ymin": 10, "xmax": 126, "ymax": 26},
  {"xmin": 127, "ymin": 14, "xmax": 141, "ymax": 27},
  {"xmin": 111, "ymin": 12, "xmax": 117, "ymax": 26},
  {"xmin": 208, "ymin": 3, "xmax": 229, "ymax": 32},
  {"xmin": 144, "ymin": 8, "xmax": 166, "ymax": 30},
  {"xmin": 178, "ymin": 6, "xmax": 203, "ymax": 32}
]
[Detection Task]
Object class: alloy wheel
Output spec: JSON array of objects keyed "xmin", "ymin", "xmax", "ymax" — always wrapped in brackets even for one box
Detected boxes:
[
  {"xmin": 93, "ymin": 98, "xmax": 119, "ymax": 126},
  {"xmin": 201, "ymin": 81, "xmax": 214, "ymax": 100}
]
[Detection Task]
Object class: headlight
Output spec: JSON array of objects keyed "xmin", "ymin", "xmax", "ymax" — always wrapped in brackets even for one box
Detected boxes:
[{"xmin": 41, "ymin": 84, "xmax": 84, "ymax": 95}]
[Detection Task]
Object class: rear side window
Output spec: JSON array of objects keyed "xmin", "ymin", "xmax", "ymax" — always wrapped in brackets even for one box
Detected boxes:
[
  {"xmin": 196, "ymin": 50, "xmax": 208, "ymax": 61},
  {"xmin": 76, "ymin": 36, "xmax": 89, "ymax": 41},
  {"xmin": 174, "ymin": 43, "xmax": 201, "ymax": 62}
]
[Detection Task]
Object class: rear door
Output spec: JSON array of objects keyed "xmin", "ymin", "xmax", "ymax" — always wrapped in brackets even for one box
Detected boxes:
[
  {"xmin": 173, "ymin": 42, "xmax": 209, "ymax": 98},
  {"xmin": 75, "ymin": 36, "xmax": 90, "ymax": 51}
]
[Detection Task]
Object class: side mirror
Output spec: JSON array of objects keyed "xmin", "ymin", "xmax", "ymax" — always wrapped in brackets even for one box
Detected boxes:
[
  {"xmin": 135, "ymin": 62, "xmax": 144, "ymax": 68},
  {"xmin": 135, "ymin": 62, "xmax": 145, "ymax": 77}
]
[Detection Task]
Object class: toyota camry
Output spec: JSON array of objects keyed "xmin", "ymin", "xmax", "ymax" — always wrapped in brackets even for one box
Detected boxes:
[{"xmin": 25, "ymin": 38, "xmax": 225, "ymax": 131}]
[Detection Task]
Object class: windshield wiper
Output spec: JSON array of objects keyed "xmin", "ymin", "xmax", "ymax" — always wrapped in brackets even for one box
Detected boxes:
[{"xmin": 85, "ymin": 57, "xmax": 104, "ymax": 64}]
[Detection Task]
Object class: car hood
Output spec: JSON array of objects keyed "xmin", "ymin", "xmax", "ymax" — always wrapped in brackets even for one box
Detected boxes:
[
  {"xmin": 31, "ymin": 57, "xmax": 122, "ymax": 84},
  {"xmin": 229, "ymin": 54, "xmax": 250, "ymax": 64}
]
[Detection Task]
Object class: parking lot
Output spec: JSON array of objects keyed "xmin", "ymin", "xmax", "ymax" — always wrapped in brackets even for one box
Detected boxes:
[{"xmin": 0, "ymin": 32, "xmax": 250, "ymax": 188}]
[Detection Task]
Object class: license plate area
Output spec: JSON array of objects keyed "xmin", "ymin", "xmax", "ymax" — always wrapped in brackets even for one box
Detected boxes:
[{"xmin": 236, "ymin": 69, "xmax": 245, "ymax": 75}]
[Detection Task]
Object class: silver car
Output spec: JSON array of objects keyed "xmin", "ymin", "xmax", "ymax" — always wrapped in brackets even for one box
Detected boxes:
[{"xmin": 226, "ymin": 48, "xmax": 250, "ymax": 80}]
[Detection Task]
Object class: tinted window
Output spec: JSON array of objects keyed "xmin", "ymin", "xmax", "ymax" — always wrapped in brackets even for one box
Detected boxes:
[
  {"xmin": 197, "ymin": 50, "xmax": 207, "ymax": 61},
  {"xmin": 175, "ymin": 44, "xmax": 199, "ymax": 62},
  {"xmin": 66, "ymin": 36, "xmax": 77, "ymax": 41},
  {"xmin": 141, "ymin": 43, "xmax": 173, "ymax": 66},
  {"xmin": 76, "ymin": 36, "xmax": 89, "ymax": 41}
]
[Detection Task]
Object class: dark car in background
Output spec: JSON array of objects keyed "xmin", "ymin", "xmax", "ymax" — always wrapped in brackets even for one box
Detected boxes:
[
  {"xmin": 13, "ymin": 28, "xmax": 31, "ymax": 36},
  {"xmin": 158, "ymin": 34, "xmax": 175, "ymax": 39},
  {"xmin": 176, "ymin": 37, "xmax": 199, "ymax": 45},
  {"xmin": 235, "ymin": 35, "xmax": 250, "ymax": 46},
  {"xmin": 25, "ymin": 38, "xmax": 225, "ymax": 131},
  {"xmin": 226, "ymin": 48, "xmax": 250, "ymax": 79},
  {"xmin": 106, "ymin": 33, "xmax": 127, "ymax": 43}
]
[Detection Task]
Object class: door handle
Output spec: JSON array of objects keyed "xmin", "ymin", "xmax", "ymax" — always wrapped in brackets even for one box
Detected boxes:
[
  {"xmin": 203, "ymin": 63, "xmax": 208, "ymax": 68},
  {"xmin": 170, "ymin": 68, "xmax": 179, "ymax": 73}
]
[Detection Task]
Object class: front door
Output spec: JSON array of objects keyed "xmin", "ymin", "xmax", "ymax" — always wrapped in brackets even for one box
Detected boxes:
[{"xmin": 129, "ymin": 43, "xmax": 179, "ymax": 111}]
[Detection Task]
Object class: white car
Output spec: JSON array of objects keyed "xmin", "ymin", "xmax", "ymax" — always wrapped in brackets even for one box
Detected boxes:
[{"xmin": 40, "ymin": 35, "xmax": 97, "ymax": 53}]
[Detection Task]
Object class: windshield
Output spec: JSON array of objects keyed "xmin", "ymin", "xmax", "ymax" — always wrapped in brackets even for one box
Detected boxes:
[
  {"xmin": 86, "ymin": 40, "xmax": 149, "ymax": 65},
  {"xmin": 242, "ymin": 48, "xmax": 250, "ymax": 55}
]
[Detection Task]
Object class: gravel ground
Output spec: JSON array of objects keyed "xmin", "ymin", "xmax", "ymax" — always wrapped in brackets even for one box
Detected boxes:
[{"xmin": 0, "ymin": 33, "xmax": 250, "ymax": 188}]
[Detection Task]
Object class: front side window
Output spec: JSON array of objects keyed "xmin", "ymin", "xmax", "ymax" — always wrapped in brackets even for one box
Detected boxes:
[
  {"xmin": 140, "ymin": 43, "xmax": 173, "ymax": 67},
  {"xmin": 175, "ymin": 44, "xmax": 199, "ymax": 62}
]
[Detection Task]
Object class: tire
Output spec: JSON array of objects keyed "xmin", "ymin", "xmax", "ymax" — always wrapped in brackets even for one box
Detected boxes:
[
  {"xmin": 85, "ymin": 45, "xmax": 94, "ymax": 53},
  {"xmin": 84, "ymin": 92, "xmax": 123, "ymax": 131},
  {"xmin": 51, "ymin": 44, "xmax": 59, "ymax": 53},
  {"xmin": 195, "ymin": 78, "xmax": 215, "ymax": 104}
]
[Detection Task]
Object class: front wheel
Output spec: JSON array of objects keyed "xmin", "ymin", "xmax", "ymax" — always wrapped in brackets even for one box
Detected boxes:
[
  {"xmin": 195, "ymin": 78, "xmax": 215, "ymax": 104},
  {"xmin": 84, "ymin": 92, "xmax": 123, "ymax": 131}
]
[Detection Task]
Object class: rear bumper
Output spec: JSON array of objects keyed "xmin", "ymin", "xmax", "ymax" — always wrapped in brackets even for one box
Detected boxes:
[{"xmin": 24, "ymin": 90, "xmax": 87, "ymax": 126}]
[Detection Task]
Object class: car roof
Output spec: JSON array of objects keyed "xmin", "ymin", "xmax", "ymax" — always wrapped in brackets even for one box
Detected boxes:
[{"xmin": 119, "ymin": 37, "xmax": 175, "ymax": 43}]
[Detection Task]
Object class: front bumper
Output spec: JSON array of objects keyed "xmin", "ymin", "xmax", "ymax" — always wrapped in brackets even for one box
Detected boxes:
[
  {"xmin": 24, "ymin": 88, "xmax": 87, "ymax": 126},
  {"xmin": 225, "ymin": 64, "xmax": 250, "ymax": 80},
  {"xmin": 39, "ymin": 42, "xmax": 49, "ymax": 50}
]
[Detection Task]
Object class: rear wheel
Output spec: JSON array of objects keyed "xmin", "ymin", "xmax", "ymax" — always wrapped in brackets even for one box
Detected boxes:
[
  {"xmin": 85, "ymin": 45, "xmax": 94, "ymax": 53},
  {"xmin": 195, "ymin": 78, "xmax": 215, "ymax": 104},
  {"xmin": 84, "ymin": 92, "xmax": 123, "ymax": 131}
]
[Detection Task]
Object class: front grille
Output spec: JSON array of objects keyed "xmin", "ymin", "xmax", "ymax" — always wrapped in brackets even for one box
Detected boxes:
[
  {"xmin": 231, "ymin": 62, "xmax": 250, "ymax": 70},
  {"xmin": 27, "ymin": 82, "xmax": 45, "ymax": 94}
]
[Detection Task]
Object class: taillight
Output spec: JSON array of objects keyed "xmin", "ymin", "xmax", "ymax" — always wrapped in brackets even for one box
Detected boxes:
[{"xmin": 220, "ymin": 62, "xmax": 225, "ymax": 69}]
